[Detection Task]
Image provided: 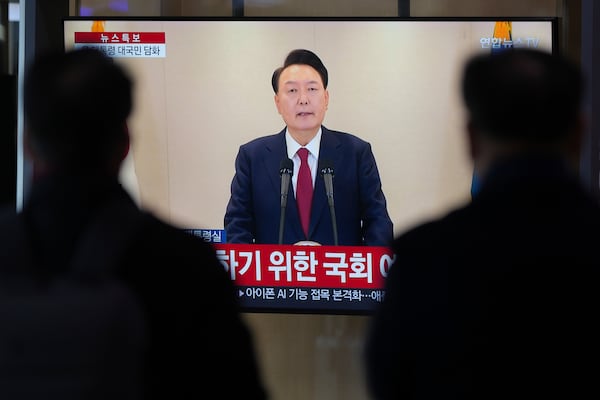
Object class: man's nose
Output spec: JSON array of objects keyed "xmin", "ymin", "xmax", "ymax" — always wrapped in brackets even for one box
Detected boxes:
[{"xmin": 298, "ymin": 90, "xmax": 309, "ymax": 104}]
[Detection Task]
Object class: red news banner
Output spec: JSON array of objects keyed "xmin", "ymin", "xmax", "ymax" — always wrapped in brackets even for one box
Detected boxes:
[
  {"xmin": 73, "ymin": 32, "xmax": 166, "ymax": 58},
  {"xmin": 213, "ymin": 244, "xmax": 395, "ymax": 313}
]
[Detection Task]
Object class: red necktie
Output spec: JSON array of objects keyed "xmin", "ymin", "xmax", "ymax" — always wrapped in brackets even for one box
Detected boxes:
[{"xmin": 296, "ymin": 148, "xmax": 313, "ymax": 237}]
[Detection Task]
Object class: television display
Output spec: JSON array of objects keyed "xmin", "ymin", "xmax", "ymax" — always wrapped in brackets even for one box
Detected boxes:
[{"xmin": 62, "ymin": 17, "xmax": 556, "ymax": 314}]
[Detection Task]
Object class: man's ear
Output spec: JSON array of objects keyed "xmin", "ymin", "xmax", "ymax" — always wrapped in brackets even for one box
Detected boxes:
[
  {"xmin": 23, "ymin": 127, "xmax": 51, "ymax": 179},
  {"xmin": 120, "ymin": 122, "xmax": 131, "ymax": 162},
  {"xmin": 108, "ymin": 122, "xmax": 131, "ymax": 175},
  {"xmin": 467, "ymin": 119, "xmax": 480, "ymax": 161},
  {"xmin": 274, "ymin": 93, "xmax": 282, "ymax": 116}
]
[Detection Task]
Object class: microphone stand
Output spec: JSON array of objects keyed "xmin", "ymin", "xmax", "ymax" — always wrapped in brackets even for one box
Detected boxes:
[
  {"xmin": 320, "ymin": 160, "xmax": 338, "ymax": 246},
  {"xmin": 279, "ymin": 159, "xmax": 293, "ymax": 245},
  {"xmin": 278, "ymin": 206, "xmax": 286, "ymax": 245},
  {"xmin": 328, "ymin": 196, "xmax": 338, "ymax": 246}
]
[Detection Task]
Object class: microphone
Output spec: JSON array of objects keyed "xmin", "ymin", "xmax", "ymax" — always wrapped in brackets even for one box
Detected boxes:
[
  {"xmin": 278, "ymin": 158, "xmax": 294, "ymax": 245},
  {"xmin": 319, "ymin": 159, "xmax": 338, "ymax": 246}
]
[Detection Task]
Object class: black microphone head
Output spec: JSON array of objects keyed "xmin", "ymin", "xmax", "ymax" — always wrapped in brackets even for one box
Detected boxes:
[
  {"xmin": 319, "ymin": 159, "xmax": 334, "ymax": 176},
  {"xmin": 279, "ymin": 158, "xmax": 293, "ymax": 176}
]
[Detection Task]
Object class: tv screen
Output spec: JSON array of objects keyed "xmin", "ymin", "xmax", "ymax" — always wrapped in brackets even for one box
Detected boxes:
[{"xmin": 61, "ymin": 17, "xmax": 556, "ymax": 314}]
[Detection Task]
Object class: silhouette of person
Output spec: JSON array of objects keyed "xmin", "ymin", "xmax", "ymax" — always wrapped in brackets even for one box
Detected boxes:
[
  {"xmin": 224, "ymin": 49, "xmax": 393, "ymax": 246},
  {"xmin": 364, "ymin": 48, "xmax": 599, "ymax": 400},
  {"xmin": 0, "ymin": 48, "xmax": 268, "ymax": 399},
  {"xmin": 0, "ymin": 73, "xmax": 16, "ymax": 207}
]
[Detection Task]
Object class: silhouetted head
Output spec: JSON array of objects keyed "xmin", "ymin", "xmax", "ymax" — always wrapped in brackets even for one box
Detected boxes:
[
  {"xmin": 271, "ymin": 49, "xmax": 328, "ymax": 93},
  {"xmin": 462, "ymin": 48, "xmax": 585, "ymax": 173},
  {"xmin": 462, "ymin": 48, "xmax": 583, "ymax": 143},
  {"xmin": 23, "ymin": 47, "xmax": 133, "ymax": 174}
]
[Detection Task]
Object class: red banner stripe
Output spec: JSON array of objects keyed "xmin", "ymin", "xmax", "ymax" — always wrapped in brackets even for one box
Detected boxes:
[
  {"xmin": 213, "ymin": 244, "xmax": 394, "ymax": 289},
  {"xmin": 74, "ymin": 32, "xmax": 166, "ymax": 44}
]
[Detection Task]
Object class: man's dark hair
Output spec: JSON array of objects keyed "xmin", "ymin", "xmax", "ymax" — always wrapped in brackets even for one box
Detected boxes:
[
  {"xmin": 24, "ymin": 48, "xmax": 133, "ymax": 168},
  {"xmin": 271, "ymin": 49, "xmax": 329, "ymax": 93},
  {"xmin": 461, "ymin": 48, "xmax": 583, "ymax": 142}
]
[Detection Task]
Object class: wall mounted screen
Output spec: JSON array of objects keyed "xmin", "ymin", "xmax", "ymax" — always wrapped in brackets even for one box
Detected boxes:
[{"xmin": 62, "ymin": 17, "xmax": 556, "ymax": 314}]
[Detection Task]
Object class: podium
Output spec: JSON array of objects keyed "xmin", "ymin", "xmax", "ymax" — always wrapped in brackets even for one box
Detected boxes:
[{"xmin": 213, "ymin": 243, "xmax": 395, "ymax": 314}]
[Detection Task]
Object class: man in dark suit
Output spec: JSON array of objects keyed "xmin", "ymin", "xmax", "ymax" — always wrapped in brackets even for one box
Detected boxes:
[
  {"xmin": 0, "ymin": 48, "xmax": 268, "ymax": 399},
  {"xmin": 364, "ymin": 49, "xmax": 600, "ymax": 399},
  {"xmin": 224, "ymin": 49, "xmax": 393, "ymax": 246}
]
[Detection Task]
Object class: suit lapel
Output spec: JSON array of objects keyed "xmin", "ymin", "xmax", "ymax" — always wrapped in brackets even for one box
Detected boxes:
[{"xmin": 262, "ymin": 129, "xmax": 288, "ymax": 194}]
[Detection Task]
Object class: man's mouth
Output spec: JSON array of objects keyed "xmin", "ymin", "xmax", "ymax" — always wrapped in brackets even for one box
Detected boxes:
[{"xmin": 297, "ymin": 112, "xmax": 313, "ymax": 117}]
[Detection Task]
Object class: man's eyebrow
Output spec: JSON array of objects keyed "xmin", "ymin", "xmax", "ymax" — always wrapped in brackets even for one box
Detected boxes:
[{"xmin": 283, "ymin": 80, "xmax": 320, "ymax": 85}]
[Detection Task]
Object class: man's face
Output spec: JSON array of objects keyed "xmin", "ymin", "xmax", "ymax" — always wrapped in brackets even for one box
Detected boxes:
[{"xmin": 274, "ymin": 64, "xmax": 329, "ymax": 137}]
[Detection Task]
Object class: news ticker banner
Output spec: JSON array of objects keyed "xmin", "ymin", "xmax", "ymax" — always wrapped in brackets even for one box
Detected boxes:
[
  {"xmin": 73, "ymin": 32, "xmax": 166, "ymax": 58},
  {"xmin": 213, "ymin": 243, "xmax": 395, "ymax": 313}
]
